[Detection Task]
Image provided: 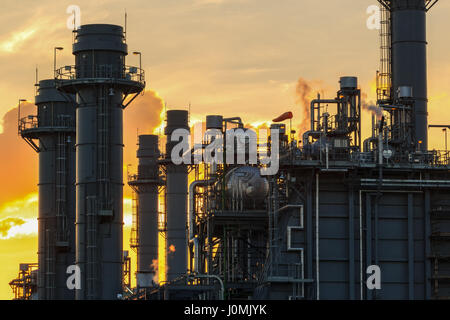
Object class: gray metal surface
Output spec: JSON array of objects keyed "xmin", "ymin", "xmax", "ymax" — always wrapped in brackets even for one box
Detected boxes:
[
  {"xmin": 391, "ymin": 0, "xmax": 428, "ymax": 150},
  {"xmin": 165, "ymin": 110, "xmax": 189, "ymax": 281},
  {"xmin": 129, "ymin": 135, "xmax": 160, "ymax": 288},
  {"xmin": 339, "ymin": 76, "xmax": 358, "ymax": 90},
  {"xmin": 58, "ymin": 24, "xmax": 144, "ymax": 300},
  {"xmin": 206, "ymin": 115, "xmax": 223, "ymax": 130},
  {"xmin": 21, "ymin": 79, "xmax": 76, "ymax": 300}
]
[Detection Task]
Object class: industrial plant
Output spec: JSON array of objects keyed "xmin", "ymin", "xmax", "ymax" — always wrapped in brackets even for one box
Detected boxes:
[{"xmin": 9, "ymin": 0, "xmax": 450, "ymax": 300}]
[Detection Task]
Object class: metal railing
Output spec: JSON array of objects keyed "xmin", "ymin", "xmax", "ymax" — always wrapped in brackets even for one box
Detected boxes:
[
  {"xmin": 19, "ymin": 115, "xmax": 75, "ymax": 133},
  {"xmin": 55, "ymin": 64, "xmax": 145, "ymax": 85}
]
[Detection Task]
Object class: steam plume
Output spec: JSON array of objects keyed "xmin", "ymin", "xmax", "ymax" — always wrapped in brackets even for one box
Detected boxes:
[{"xmin": 362, "ymin": 100, "xmax": 383, "ymax": 120}]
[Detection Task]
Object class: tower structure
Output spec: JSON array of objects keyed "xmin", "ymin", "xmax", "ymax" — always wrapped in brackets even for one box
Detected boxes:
[
  {"xmin": 128, "ymin": 135, "xmax": 161, "ymax": 288},
  {"xmin": 19, "ymin": 79, "xmax": 76, "ymax": 299},
  {"xmin": 57, "ymin": 24, "xmax": 145, "ymax": 299}
]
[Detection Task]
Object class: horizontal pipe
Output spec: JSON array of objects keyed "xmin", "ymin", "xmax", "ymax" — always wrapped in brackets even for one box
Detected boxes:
[{"xmin": 361, "ymin": 179, "xmax": 450, "ymax": 184}]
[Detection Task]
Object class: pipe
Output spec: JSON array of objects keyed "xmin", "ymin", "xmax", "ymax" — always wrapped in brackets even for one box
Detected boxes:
[
  {"xmin": 165, "ymin": 110, "xmax": 189, "ymax": 282},
  {"xmin": 193, "ymin": 237, "xmax": 200, "ymax": 273},
  {"xmin": 310, "ymin": 99, "xmax": 339, "ymax": 132},
  {"xmin": 188, "ymin": 179, "xmax": 214, "ymax": 274},
  {"xmin": 187, "ymin": 273, "xmax": 225, "ymax": 300},
  {"xmin": 359, "ymin": 190, "xmax": 363, "ymax": 300},
  {"xmin": 302, "ymin": 131, "xmax": 322, "ymax": 146},
  {"xmin": 189, "ymin": 180, "xmax": 214, "ymax": 240},
  {"xmin": 315, "ymin": 172, "xmax": 320, "ymax": 300}
]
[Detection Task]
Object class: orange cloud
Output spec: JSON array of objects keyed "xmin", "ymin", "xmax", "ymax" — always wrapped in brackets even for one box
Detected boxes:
[
  {"xmin": 123, "ymin": 90, "xmax": 165, "ymax": 169},
  {"xmin": 0, "ymin": 103, "xmax": 38, "ymax": 206},
  {"xmin": 0, "ymin": 218, "xmax": 25, "ymax": 237}
]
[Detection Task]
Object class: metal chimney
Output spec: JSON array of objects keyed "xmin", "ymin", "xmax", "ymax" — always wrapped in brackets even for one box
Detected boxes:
[
  {"xmin": 128, "ymin": 135, "xmax": 161, "ymax": 288},
  {"xmin": 57, "ymin": 24, "xmax": 145, "ymax": 299},
  {"xmin": 384, "ymin": 0, "xmax": 437, "ymax": 151},
  {"xmin": 164, "ymin": 110, "xmax": 189, "ymax": 281},
  {"xmin": 19, "ymin": 79, "xmax": 76, "ymax": 299}
]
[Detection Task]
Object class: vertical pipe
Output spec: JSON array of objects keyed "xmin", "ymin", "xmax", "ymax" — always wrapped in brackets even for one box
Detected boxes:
[
  {"xmin": 306, "ymin": 178, "xmax": 313, "ymax": 297},
  {"xmin": 359, "ymin": 190, "xmax": 363, "ymax": 300},
  {"xmin": 130, "ymin": 135, "xmax": 160, "ymax": 288},
  {"xmin": 365, "ymin": 194, "xmax": 372, "ymax": 300},
  {"xmin": 315, "ymin": 173, "xmax": 320, "ymax": 300},
  {"xmin": 408, "ymin": 193, "xmax": 415, "ymax": 299},
  {"xmin": 349, "ymin": 189, "xmax": 355, "ymax": 300},
  {"xmin": 165, "ymin": 110, "xmax": 189, "ymax": 281},
  {"xmin": 424, "ymin": 190, "xmax": 431, "ymax": 299}
]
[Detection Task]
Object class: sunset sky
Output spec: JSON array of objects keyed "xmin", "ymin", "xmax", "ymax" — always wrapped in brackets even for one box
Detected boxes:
[{"xmin": 1, "ymin": 0, "xmax": 450, "ymax": 299}]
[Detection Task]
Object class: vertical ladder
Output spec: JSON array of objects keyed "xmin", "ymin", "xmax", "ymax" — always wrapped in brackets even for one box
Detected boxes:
[
  {"xmin": 45, "ymin": 228, "xmax": 55, "ymax": 299},
  {"xmin": 130, "ymin": 190, "xmax": 138, "ymax": 252},
  {"xmin": 86, "ymin": 196, "xmax": 98, "ymax": 299},
  {"xmin": 98, "ymin": 86, "xmax": 111, "ymax": 212},
  {"xmin": 377, "ymin": 4, "xmax": 392, "ymax": 104},
  {"xmin": 56, "ymin": 128, "xmax": 68, "ymax": 243}
]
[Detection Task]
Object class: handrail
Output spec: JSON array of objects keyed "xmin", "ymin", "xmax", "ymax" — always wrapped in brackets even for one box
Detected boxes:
[
  {"xmin": 55, "ymin": 64, "xmax": 145, "ymax": 85},
  {"xmin": 18, "ymin": 115, "xmax": 75, "ymax": 133}
]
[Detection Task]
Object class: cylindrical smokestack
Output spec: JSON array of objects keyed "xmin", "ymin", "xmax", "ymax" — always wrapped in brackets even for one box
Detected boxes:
[
  {"xmin": 164, "ymin": 110, "xmax": 189, "ymax": 281},
  {"xmin": 58, "ymin": 24, "xmax": 145, "ymax": 299},
  {"xmin": 129, "ymin": 135, "xmax": 161, "ymax": 288},
  {"xmin": 390, "ymin": 0, "xmax": 428, "ymax": 151},
  {"xmin": 31, "ymin": 79, "xmax": 76, "ymax": 300}
]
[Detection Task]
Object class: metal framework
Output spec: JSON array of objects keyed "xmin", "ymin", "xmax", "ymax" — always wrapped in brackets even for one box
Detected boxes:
[{"xmin": 9, "ymin": 263, "xmax": 38, "ymax": 300}]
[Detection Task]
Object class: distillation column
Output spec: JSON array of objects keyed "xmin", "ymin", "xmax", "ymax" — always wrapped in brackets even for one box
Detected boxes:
[
  {"xmin": 19, "ymin": 79, "xmax": 76, "ymax": 299},
  {"xmin": 164, "ymin": 110, "xmax": 189, "ymax": 281},
  {"xmin": 128, "ymin": 135, "xmax": 161, "ymax": 288},
  {"xmin": 58, "ymin": 24, "xmax": 145, "ymax": 299},
  {"xmin": 389, "ymin": 0, "xmax": 430, "ymax": 151}
]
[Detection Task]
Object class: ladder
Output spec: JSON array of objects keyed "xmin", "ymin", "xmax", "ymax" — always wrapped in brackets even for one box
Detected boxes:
[
  {"xmin": 377, "ymin": 4, "xmax": 392, "ymax": 104},
  {"xmin": 56, "ymin": 129, "xmax": 68, "ymax": 243},
  {"xmin": 45, "ymin": 228, "xmax": 55, "ymax": 299},
  {"xmin": 130, "ymin": 191, "xmax": 138, "ymax": 252},
  {"xmin": 86, "ymin": 196, "xmax": 98, "ymax": 299}
]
